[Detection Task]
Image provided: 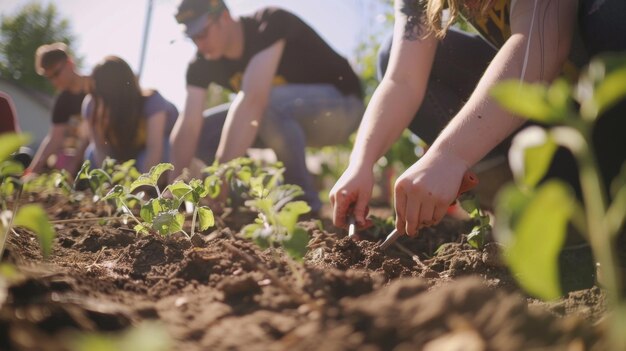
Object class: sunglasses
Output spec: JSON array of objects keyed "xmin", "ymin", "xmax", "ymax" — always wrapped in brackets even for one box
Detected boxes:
[
  {"xmin": 190, "ymin": 17, "xmax": 219, "ymax": 42},
  {"xmin": 45, "ymin": 61, "xmax": 67, "ymax": 80}
]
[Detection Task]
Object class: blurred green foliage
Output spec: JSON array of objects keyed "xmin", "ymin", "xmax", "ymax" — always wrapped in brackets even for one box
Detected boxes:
[{"xmin": 0, "ymin": 1, "xmax": 80, "ymax": 94}]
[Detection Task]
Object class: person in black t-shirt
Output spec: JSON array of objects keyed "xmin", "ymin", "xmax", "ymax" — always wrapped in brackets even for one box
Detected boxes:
[
  {"xmin": 171, "ymin": 0, "xmax": 364, "ymax": 212},
  {"xmin": 28, "ymin": 42, "xmax": 91, "ymax": 175}
]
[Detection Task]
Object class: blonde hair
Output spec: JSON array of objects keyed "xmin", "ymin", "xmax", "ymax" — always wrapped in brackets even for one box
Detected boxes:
[{"xmin": 424, "ymin": 0, "xmax": 494, "ymax": 39}]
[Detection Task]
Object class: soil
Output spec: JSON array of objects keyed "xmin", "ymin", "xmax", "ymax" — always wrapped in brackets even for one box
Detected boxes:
[{"xmin": 0, "ymin": 193, "xmax": 609, "ymax": 350}]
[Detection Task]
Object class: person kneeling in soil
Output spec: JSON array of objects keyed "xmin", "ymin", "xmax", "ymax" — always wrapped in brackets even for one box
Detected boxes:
[
  {"xmin": 169, "ymin": 0, "xmax": 365, "ymax": 213},
  {"xmin": 82, "ymin": 56, "xmax": 178, "ymax": 173},
  {"xmin": 330, "ymin": 0, "xmax": 626, "ymax": 285},
  {"xmin": 28, "ymin": 43, "xmax": 91, "ymax": 175}
]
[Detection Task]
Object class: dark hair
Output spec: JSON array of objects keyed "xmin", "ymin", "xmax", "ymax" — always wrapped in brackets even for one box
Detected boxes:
[
  {"xmin": 35, "ymin": 42, "xmax": 70, "ymax": 75},
  {"xmin": 90, "ymin": 56, "xmax": 144, "ymax": 162}
]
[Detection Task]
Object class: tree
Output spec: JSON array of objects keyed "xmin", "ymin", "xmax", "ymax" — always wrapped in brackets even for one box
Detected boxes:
[{"xmin": 0, "ymin": 1, "xmax": 79, "ymax": 94}]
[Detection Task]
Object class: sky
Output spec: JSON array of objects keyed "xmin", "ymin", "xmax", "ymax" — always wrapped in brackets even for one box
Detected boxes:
[{"xmin": 0, "ymin": 0, "xmax": 391, "ymax": 110}]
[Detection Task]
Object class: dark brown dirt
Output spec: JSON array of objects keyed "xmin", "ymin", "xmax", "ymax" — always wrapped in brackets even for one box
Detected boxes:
[{"xmin": 0, "ymin": 195, "xmax": 608, "ymax": 350}]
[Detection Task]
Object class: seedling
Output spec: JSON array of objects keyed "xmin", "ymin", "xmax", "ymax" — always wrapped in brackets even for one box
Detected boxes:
[
  {"xmin": 0, "ymin": 133, "xmax": 55, "ymax": 259},
  {"xmin": 102, "ymin": 163, "xmax": 214, "ymax": 238},
  {"xmin": 492, "ymin": 54, "xmax": 626, "ymax": 349},
  {"xmin": 202, "ymin": 157, "xmax": 284, "ymax": 207},
  {"xmin": 74, "ymin": 160, "xmax": 117, "ymax": 199},
  {"xmin": 21, "ymin": 169, "xmax": 73, "ymax": 198},
  {"xmin": 458, "ymin": 193, "xmax": 491, "ymax": 249},
  {"xmin": 242, "ymin": 182, "xmax": 311, "ymax": 261}
]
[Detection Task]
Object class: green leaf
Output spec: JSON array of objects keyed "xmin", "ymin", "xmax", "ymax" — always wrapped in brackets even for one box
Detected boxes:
[
  {"xmin": 75, "ymin": 160, "xmax": 92, "ymax": 182},
  {"xmin": 491, "ymin": 80, "xmax": 564, "ymax": 123},
  {"xmin": 547, "ymin": 79, "xmax": 574, "ymax": 118},
  {"xmin": 497, "ymin": 181, "xmax": 574, "ymax": 300},
  {"xmin": 14, "ymin": 204, "xmax": 55, "ymax": 258},
  {"xmin": 282, "ymin": 227, "xmax": 309, "ymax": 261},
  {"xmin": 522, "ymin": 136, "xmax": 558, "ymax": 189},
  {"xmin": 204, "ymin": 175, "xmax": 222, "ymax": 199},
  {"xmin": 247, "ymin": 198, "xmax": 273, "ymax": 217},
  {"xmin": 89, "ymin": 169, "xmax": 112, "ymax": 190},
  {"xmin": 130, "ymin": 163, "xmax": 173, "ymax": 192},
  {"xmin": 152, "ymin": 210, "xmax": 184, "ymax": 236},
  {"xmin": 508, "ymin": 126, "xmax": 558, "ymax": 189},
  {"xmin": 242, "ymin": 223, "xmax": 271, "ymax": 249},
  {"xmin": 0, "ymin": 160, "xmax": 24, "ymax": 177},
  {"xmin": 133, "ymin": 223, "xmax": 150, "ymax": 235},
  {"xmin": 101, "ymin": 185, "xmax": 126, "ymax": 201},
  {"xmin": 276, "ymin": 201, "xmax": 310, "ymax": 233},
  {"xmin": 166, "ymin": 181, "xmax": 192, "ymax": 200},
  {"xmin": 0, "ymin": 179, "xmax": 16, "ymax": 198},
  {"xmin": 148, "ymin": 163, "xmax": 174, "ymax": 185},
  {"xmin": 197, "ymin": 206, "xmax": 214, "ymax": 231},
  {"xmin": 593, "ymin": 67, "xmax": 626, "ymax": 117},
  {"xmin": 130, "ymin": 177, "xmax": 155, "ymax": 192},
  {"xmin": 0, "ymin": 133, "xmax": 30, "ymax": 163},
  {"xmin": 467, "ymin": 226, "xmax": 488, "ymax": 249},
  {"xmin": 140, "ymin": 198, "xmax": 178, "ymax": 223},
  {"xmin": 189, "ymin": 178, "xmax": 209, "ymax": 198}
]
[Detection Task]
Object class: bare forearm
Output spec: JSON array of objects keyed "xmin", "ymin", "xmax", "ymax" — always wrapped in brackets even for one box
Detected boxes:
[
  {"xmin": 431, "ymin": 0, "xmax": 576, "ymax": 167},
  {"xmin": 29, "ymin": 135, "xmax": 61, "ymax": 173},
  {"xmin": 431, "ymin": 34, "xmax": 567, "ymax": 167},
  {"xmin": 216, "ymin": 93, "xmax": 264, "ymax": 163},
  {"xmin": 170, "ymin": 117, "xmax": 202, "ymax": 179},
  {"xmin": 350, "ymin": 79, "xmax": 425, "ymax": 170}
]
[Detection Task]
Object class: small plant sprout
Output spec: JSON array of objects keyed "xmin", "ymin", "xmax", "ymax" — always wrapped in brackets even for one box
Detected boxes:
[
  {"xmin": 74, "ymin": 160, "xmax": 115, "ymax": 201},
  {"xmin": 203, "ymin": 157, "xmax": 285, "ymax": 206},
  {"xmin": 243, "ymin": 182, "xmax": 311, "ymax": 261},
  {"xmin": 165, "ymin": 178, "xmax": 214, "ymax": 238},
  {"xmin": 22, "ymin": 169, "xmax": 73, "ymax": 197},
  {"xmin": 491, "ymin": 54, "xmax": 626, "ymax": 349},
  {"xmin": 102, "ymin": 163, "xmax": 215, "ymax": 238},
  {"xmin": 0, "ymin": 133, "xmax": 55, "ymax": 260},
  {"xmin": 458, "ymin": 193, "xmax": 491, "ymax": 249}
]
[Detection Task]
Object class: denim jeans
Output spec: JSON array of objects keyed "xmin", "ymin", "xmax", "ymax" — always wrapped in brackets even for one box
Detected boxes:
[{"xmin": 195, "ymin": 84, "xmax": 364, "ymax": 212}]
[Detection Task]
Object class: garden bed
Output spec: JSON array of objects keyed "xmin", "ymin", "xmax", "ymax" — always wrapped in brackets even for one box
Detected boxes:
[{"xmin": 0, "ymin": 192, "xmax": 608, "ymax": 351}]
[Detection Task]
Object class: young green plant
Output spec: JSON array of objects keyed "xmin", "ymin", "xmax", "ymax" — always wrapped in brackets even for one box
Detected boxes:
[
  {"xmin": 103, "ymin": 163, "xmax": 214, "ymax": 238},
  {"xmin": 242, "ymin": 181, "xmax": 311, "ymax": 261},
  {"xmin": 0, "ymin": 133, "xmax": 55, "ymax": 260},
  {"xmin": 491, "ymin": 54, "xmax": 626, "ymax": 349}
]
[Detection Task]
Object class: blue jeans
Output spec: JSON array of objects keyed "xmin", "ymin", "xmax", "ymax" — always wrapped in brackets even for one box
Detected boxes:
[{"xmin": 195, "ymin": 84, "xmax": 364, "ymax": 212}]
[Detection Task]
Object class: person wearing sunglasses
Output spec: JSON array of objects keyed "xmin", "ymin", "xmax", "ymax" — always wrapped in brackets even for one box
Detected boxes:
[
  {"xmin": 170, "ymin": 0, "xmax": 365, "ymax": 213},
  {"xmin": 28, "ymin": 42, "xmax": 91, "ymax": 175}
]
